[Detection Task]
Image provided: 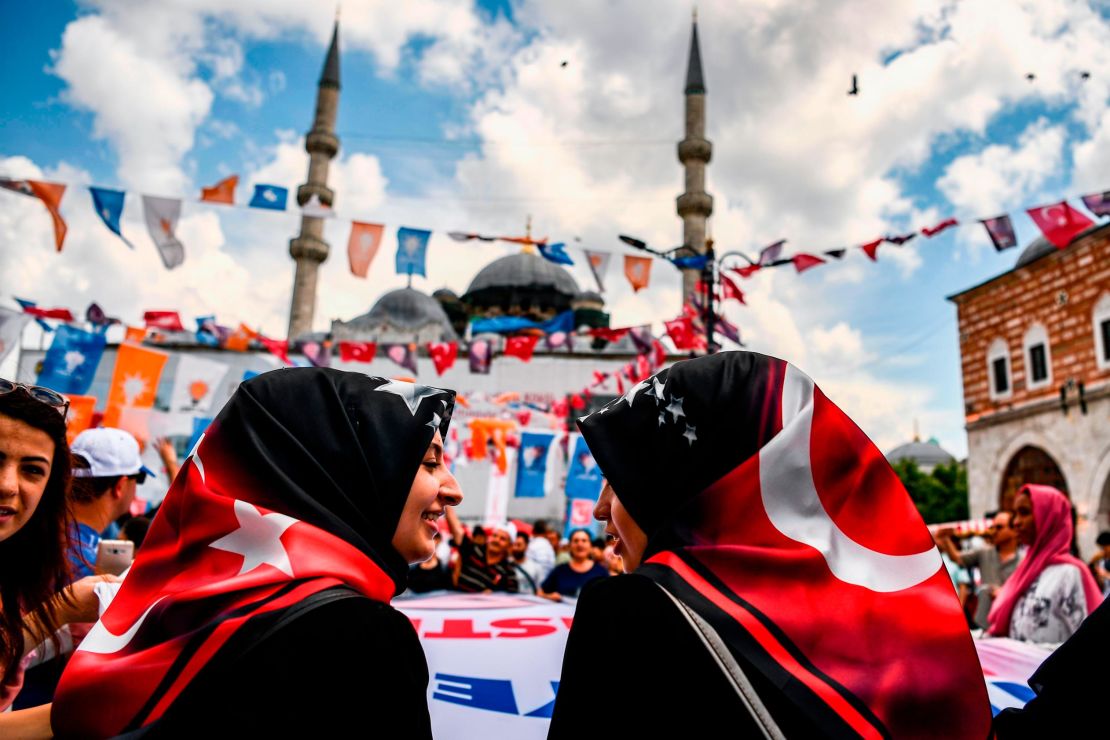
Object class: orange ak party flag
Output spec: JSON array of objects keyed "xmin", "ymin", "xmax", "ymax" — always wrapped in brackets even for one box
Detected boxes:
[
  {"xmin": 348, "ymin": 222, "xmax": 385, "ymax": 278},
  {"xmin": 200, "ymin": 175, "xmax": 238, "ymax": 205},
  {"xmin": 102, "ymin": 343, "xmax": 169, "ymax": 429},
  {"xmin": 624, "ymin": 255, "xmax": 652, "ymax": 292},
  {"xmin": 64, "ymin": 394, "xmax": 97, "ymax": 444},
  {"xmin": 123, "ymin": 326, "xmax": 147, "ymax": 343},
  {"xmin": 1, "ymin": 179, "xmax": 68, "ymax": 251}
]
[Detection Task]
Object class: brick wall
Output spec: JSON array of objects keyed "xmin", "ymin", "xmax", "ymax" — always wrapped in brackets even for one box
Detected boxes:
[{"xmin": 952, "ymin": 229, "xmax": 1110, "ymax": 423}]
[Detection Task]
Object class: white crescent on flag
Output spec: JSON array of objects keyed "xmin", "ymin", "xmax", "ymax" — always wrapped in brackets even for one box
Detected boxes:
[
  {"xmin": 79, "ymin": 596, "xmax": 167, "ymax": 655},
  {"xmin": 759, "ymin": 365, "xmax": 941, "ymax": 593}
]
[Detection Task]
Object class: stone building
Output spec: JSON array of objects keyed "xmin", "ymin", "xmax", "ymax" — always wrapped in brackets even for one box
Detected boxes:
[{"xmin": 947, "ymin": 223, "xmax": 1110, "ymax": 553}]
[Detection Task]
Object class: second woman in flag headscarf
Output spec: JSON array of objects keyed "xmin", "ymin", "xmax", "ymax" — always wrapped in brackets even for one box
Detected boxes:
[
  {"xmin": 548, "ymin": 351, "xmax": 991, "ymax": 739},
  {"xmin": 52, "ymin": 368, "xmax": 462, "ymax": 738}
]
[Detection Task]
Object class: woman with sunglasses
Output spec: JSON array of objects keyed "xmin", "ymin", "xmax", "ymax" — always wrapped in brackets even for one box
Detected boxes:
[{"xmin": 0, "ymin": 380, "xmax": 109, "ymax": 736}]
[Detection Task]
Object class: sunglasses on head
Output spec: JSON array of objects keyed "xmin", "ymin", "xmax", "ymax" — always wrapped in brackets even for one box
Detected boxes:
[
  {"xmin": 0, "ymin": 378, "xmax": 70, "ymax": 417},
  {"xmin": 129, "ymin": 471, "xmax": 148, "ymax": 486}
]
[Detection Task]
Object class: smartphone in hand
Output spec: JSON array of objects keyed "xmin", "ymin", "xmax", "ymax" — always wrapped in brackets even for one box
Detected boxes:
[{"xmin": 96, "ymin": 539, "xmax": 135, "ymax": 576}]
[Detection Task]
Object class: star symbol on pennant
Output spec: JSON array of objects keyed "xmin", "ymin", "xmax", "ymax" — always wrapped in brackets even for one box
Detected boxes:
[
  {"xmin": 665, "ymin": 395, "xmax": 686, "ymax": 423},
  {"xmin": 682, "ymin": 423, "xmax": 698, "ymax": 446},
  {"xmin": 373, "ymin": 378, "xmax": 443, "ymax": 415},
  {"xmin": 209, "ymin": 499, "xmax": 298, "ymax": 577}
]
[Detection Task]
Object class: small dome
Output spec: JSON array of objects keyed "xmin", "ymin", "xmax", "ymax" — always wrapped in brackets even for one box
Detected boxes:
[
  {"xmin": 332, "ymin": 287, "xmax": 457, "ymax": 343},
  {"xmin": 886, "ymin": 439, "xmax": 956, "ymax": 470},
  {"xmin": 1015, "ymin": 223, "xmax": 1108, "ymax": 268},
  {"xmin": 433, "ymin": 288, "xmax": 460, "ymax": 302}
]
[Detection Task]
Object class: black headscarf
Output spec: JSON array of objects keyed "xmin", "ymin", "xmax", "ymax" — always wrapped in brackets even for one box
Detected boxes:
[{"xmin": 212, "ymin": 368, "xmax": 455, "ymax": 591}]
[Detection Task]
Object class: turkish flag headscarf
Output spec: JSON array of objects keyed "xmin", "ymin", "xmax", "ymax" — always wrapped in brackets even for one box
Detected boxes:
[
  {"xmin": 53, "ymin": 369, "xmax": 455, "ymax": 737},
  {"xmin": 577, "ymin": 352, "xmax": 990, "ymax": 739}
]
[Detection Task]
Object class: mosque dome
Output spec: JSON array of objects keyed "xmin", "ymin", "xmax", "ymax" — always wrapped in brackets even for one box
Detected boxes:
[
  {"xmin": 462, "ymin": 251, "xmax": 580, "ymax": 320},
  {"xmin": 331, "ymin": 287, "xmax": 458, "ymax": 343},
  {"xmin": 1015, "ymin": 223, "xmax": 1108, "ymax": 269},
  {"xmin": 886, "ymin": 437, "xmax": 956, "ymax": 473}
]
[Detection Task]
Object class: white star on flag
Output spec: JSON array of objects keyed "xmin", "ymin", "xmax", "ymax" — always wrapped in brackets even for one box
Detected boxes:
[
  {"xmin": 209, "ymin": 499, "xmax": 299, "ymax": 577},
  {"xmin": 620, "ymin": 379, "xmax": 650, "ymax": 407},
  {"xmin": 651, "ymin": 376, "xmax": 666, "ymax": 402},
  {"xmin": 665, "ymin": 395, "xmax": 686, "ymax": 422},
  {"xmin": 427, "ymin": 411, "xmax": 442, "ymax": 430},
  {"xmin": 683, "ymin": 423, "xmax": 698, "ymax": 446},
  {"xmin": 373, "ymin": 378, "xmax": 443, "ymax": 415}
]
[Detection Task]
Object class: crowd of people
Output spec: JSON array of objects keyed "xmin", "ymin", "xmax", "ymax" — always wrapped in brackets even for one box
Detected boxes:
[
  {"xmin": 406, "ymin": 509, "xmax": 617, "ymax": 600},
  {"xmin": 0, "ymin": 356, "xmax": 1106, "ymax": 737}
]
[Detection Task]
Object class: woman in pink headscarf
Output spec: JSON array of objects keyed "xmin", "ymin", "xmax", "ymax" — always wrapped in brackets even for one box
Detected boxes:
[{"xmin": 987, "ymin": 484, "xmax": 1102, "ymax": 642}]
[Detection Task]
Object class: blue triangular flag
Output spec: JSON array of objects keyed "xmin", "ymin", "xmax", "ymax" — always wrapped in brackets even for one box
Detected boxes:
[
  {"xmin": 36, "ymin": 324, "xmax": 107, "ymax": 395},
  {"xmin": 249, "ymin": 184, "xmax": 288, "ymax": 210},
  {"xmin": 538, "ymin": 241, "xmax": 574, "ymax": 265},
  {"xmin": 395, "ymin": 227, "xmax": 430, "ymax": 277},
  {"xmin": 89, "ymin": 186, "xmax": 133, "ymax": 248}
]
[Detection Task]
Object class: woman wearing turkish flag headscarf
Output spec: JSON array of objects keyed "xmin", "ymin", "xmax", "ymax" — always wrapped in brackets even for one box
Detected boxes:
[
  {"xmin": 548, "ymin": 351, "xmax": 992, "ymax": 739},
  {"xmin": 52, "ymin": 368, "xmax": 462, "ymax": 738}
]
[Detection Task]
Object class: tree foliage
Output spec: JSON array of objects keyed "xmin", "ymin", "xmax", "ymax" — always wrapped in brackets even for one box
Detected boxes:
[{"xmin": 893, "ymin": 460, "xmax": 969, "ymax": 525}]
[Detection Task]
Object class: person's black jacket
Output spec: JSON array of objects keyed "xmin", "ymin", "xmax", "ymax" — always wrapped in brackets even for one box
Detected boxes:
[
  {"xmin": 109, "ymin": 589, "xmax": 431, "ymax": 738},
  {"xmin": 548, "ymin": 573, "xmax": 819, "ymax": 738}
]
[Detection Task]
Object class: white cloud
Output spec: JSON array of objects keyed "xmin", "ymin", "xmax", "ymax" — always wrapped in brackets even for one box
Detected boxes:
[{"xmin": 936, "ymin": 119, "xmax": 1066, "ymax": 216}]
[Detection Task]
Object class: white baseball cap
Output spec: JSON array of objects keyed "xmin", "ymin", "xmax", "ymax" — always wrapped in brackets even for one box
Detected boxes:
[
  {"xmin": 71, "ymin": 427, "xmax": 155, "ymax": 479},
  {"xmin": 484, "ymin": 520, "xmax": 517, "ymax": 540}
]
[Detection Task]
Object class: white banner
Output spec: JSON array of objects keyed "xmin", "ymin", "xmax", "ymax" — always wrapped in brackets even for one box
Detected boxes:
[
  {"xmin": 396, "ymin": 592, "xmax": 574, "ymax": 739},
  {"xmin": 482, "ymin": 448, "xmax": 514, "ymax": 525},
  {"xmin": 169, "ymin": 354, "xmax": 230, "ymax": 413}
]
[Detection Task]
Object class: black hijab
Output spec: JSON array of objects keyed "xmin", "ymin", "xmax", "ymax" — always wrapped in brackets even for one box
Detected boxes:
[{"xmin": 212, "ymin": 368, "xmax": 455, "ymax": 591}]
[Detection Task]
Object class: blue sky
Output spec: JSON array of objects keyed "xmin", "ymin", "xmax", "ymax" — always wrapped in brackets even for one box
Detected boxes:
[{"xmin": 2, "ymin": 0, "xmax": 1109, "ymax": 456}]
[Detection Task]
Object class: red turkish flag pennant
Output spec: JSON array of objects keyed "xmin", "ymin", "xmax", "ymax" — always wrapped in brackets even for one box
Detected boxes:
[
  {"xmin": 791, "ymin": 253, "xmax": 826, "ymax": 273},
  {"xmin": 551, "ymin": 399, "xmax": 569, "ymax": 418},
  {"xmin": 921, "ymin": 217, "xmax": 958, "ymax": 237},
  {"xmin": 143, "ymin": 311, "xmax": 185, "ymax": 332},
  {"xmin": 504, "ymin": 335, "xmax": 539, "ymax": 362},
  {"xmin": 258, "ymin": 336, "xmax": 291, "ymax": 366},
  {"xmin": 516, "ymin": 409, "xmax": 532, "ymax": 427},
  {"xmin": 733, "ymin": 263, "xmax": 762, "ymax": 279},
  {"xmin": 1026, "ymin": 200, "xmax": 1095, "ymax": 249},
  {"xmin": 636, "ymin": 353, "xmax": 652, "ymax": 380},
  {"xmin": 651, "ymin": 339, "xmax": 667, "ymax": 369},
  {"xmin": 338, "ymin": 341, "xmax": 377, "ymax": 363},
  {"xmin": 427, "ymin": 341, "xmax": 458, "ymax": 375},
  {"xmin": 592, "ymin": 370, "xmax": 608, "ymax": 387},
  {"xmin": 589, "ymin": 326, "xmax": 630, "ymax": 343},
  {"xmin": 664, "ymin": 316, "xmax": 698, "ymax": 350},
  {"xmin": 860, "ymin": 239, "xmax": 883, "ymax": 261},
  {"xmin": 720, "ymin": 274, "xmax": 745, "ymax": 304},
  {"xmin": 614, "ymin": 374, "xmax": 625, "ymax": 395},
  {"xmin": 569, "ymin": 393, "xmax": 587, "ymax": 410},
  {"xmin": 22, "ymin": 305, "xmax": 75, "ymax": 321}
]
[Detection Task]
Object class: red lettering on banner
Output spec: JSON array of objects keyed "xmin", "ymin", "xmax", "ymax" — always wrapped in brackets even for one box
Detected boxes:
[
  {"xmin": 423, "ymin": 619, "xmax": 493, "ymax": 639},
  {"xmin": 408, "ymin": 618, "xmax": 422, "ymax": 634},
  {"xmin": 490, "ymin": 618, "xmax": 558, "ymax": 638}
]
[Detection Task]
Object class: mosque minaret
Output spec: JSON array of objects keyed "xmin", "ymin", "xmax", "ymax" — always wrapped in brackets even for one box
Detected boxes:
[
  {"xmin": 287, "ymin": 21, "xmax": 341, "ymax": 340},
  {"xmin": 676, "ymin": 14, "xmax": 713, "ymax": 305}
]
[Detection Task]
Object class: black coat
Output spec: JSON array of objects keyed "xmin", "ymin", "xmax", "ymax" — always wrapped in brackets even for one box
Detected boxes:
[
  {"xmin": 112, "ymin": 589, "xmax": 431, "ymax": 738},
  {"xmin": 548, "ymin": 574, "xmax": 820, "ymax": 738}
]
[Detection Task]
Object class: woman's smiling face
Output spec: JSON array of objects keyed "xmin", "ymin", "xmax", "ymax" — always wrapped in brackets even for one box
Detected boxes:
[
  {"xmin": 594, "ymin": 480, "xmax": 647, "ymax": 572},
  {"xmin": 392, "ymin": 431, "xmax": 462, "ymax": 564},
  {"xmin": 0, "ymin": 412, "xmax": 55, "ymax": 543}
]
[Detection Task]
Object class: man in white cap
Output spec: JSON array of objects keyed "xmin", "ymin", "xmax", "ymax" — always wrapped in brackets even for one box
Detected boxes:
[{"xmin": 68, "ymin": 427, "xmax": 154, "ymax": 578}]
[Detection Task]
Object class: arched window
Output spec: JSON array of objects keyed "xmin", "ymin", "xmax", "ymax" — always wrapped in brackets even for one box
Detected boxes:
[
  {"xmin": 1022, "ymin": 323, "xmax": 1052, "ymax": 390},
  {"xmin": 987, "ymin": 338, "xmax": 1012, "ymax": 401},
  {"xmin": 1095, "ymin": 293, "xmax": 1110, "ymax": 371}
]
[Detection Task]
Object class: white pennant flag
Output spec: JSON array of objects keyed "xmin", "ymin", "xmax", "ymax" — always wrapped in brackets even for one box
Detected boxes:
[
  {"xmin": 584, "ymin": 250, "xmax": 612, "ymax": 292},
  {"xmin": 169, "ymin": 355, "xmax": 230, "ymax": 413},
  {"xmin": 0, "ymin": 307, "xmax": 31, "ymax": 365},
  {"xmin": 142, "ymin": 195, "xmax": 185, "ymax": 269}
]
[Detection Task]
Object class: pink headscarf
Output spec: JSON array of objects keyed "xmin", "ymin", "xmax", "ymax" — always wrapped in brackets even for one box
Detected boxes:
[{"xmin": 987, "ymin": 484, "xmax": 1102, "ymax": 636}]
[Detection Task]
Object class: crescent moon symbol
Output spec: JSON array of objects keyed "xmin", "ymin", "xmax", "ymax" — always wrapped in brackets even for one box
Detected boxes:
[{"xmin": 758, "ymin": 366, "xmax": 941, "ymax": 593}]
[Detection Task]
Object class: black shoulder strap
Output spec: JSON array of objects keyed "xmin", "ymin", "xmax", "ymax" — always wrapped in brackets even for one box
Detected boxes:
[{"xmin": 250, "ymin": 585, "xmax": 365, "ymax": 646}]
